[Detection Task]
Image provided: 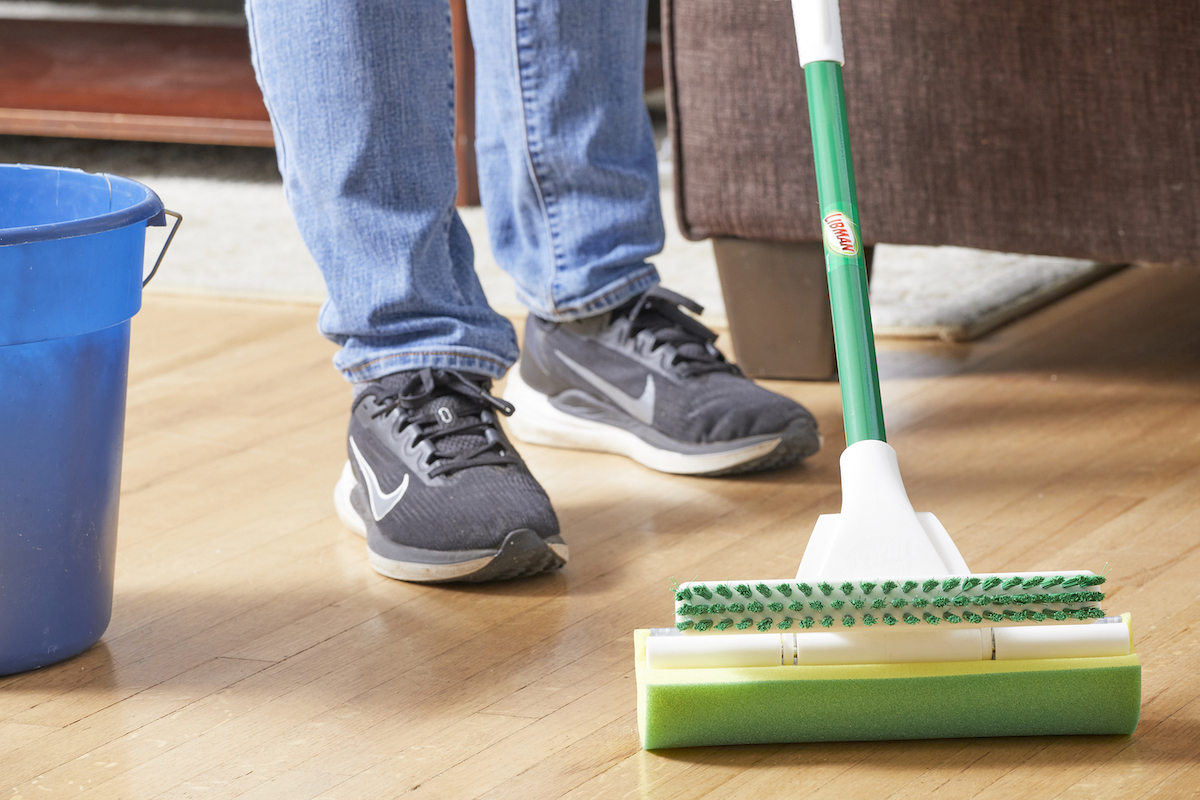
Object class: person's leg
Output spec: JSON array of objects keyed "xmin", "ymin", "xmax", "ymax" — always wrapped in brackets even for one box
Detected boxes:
[
  {"xmin": 467, "ymin": 0, "xmax": 664, "ymax": 319},
  {"xmin": 468, "ymin": 0, "xmax": 822, "ymax": 475},
  {"xmin": 247, "ymin": 0, "xmax": 517, "ymax": 382},
  {"xmin": 246, "ymin": 0, "xmax": 564, "ymax": 582}
]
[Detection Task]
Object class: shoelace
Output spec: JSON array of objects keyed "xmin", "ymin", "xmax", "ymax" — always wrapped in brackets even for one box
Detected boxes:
[
  {"xmin": 370, "ymin": 368, "xmax": 519, "ymax": 478},
  {"xmin": 623, "ymin": 287, "xmax": 742, "ymax": 378}
]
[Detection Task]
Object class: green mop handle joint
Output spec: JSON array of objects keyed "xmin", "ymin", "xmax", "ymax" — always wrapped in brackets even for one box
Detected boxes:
[{"xmin": 795, "ymin": 0, "xmax": 886, "ymax": 445}]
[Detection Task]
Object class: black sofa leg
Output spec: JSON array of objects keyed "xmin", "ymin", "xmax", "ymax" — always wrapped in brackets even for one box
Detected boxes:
[{"xmin": 712, "ymin": 238, "xmax": 874, "ymax": 381}]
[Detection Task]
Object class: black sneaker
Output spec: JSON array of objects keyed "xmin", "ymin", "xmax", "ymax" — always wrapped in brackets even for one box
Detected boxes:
[
  {"xmin": 504, "ymin": 286, "xmax": 821, "ymax": 476},
  {"xmin": 333, "ymin": 368, "xmax": 567, "ymax": 583}
]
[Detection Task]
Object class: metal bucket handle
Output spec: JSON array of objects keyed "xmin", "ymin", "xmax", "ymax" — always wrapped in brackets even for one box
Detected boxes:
[{"xmin": 143, "ymin": 209, "xmax": 182, "ymax": 288}]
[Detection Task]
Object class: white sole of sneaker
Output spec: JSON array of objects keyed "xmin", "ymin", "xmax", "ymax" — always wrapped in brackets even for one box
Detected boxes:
[
  {"xmin": 333, "ymin": 461, "xmax": 568, "ymax": 582},
  {"xmin": 503, "ymin": 366, "xmax": 783, "ymax": 475}
]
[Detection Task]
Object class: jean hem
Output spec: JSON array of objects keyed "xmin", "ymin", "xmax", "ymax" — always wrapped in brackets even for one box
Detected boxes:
[
  {"xmin": 524, "ymin": 265, "xmax": 660, "ymax": 323},
  {"xmin": 341, "ymin": 350, "xmax": 512, "ymax": 383}
]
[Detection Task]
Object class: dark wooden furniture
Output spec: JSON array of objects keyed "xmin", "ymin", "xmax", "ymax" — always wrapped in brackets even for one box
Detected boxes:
[{"xmin": 1, "ymin": 4, "xmax": 664, "ymax": 210}]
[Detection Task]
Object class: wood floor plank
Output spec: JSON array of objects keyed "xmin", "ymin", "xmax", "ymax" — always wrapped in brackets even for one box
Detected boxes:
[{"xmin": 3, "ymin": 264, "xmax": 1199, "ymax": 797}]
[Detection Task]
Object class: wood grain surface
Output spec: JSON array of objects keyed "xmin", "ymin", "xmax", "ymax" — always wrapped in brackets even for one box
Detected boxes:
[{"xmin": 2, "ymin": 262, "xmax": 1198, "ymax": 798}]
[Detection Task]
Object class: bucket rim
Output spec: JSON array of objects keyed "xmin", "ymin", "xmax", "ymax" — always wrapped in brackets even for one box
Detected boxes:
[{"xmin": 0, "ymin": 164, "xmax": 165, "ymax": 247}]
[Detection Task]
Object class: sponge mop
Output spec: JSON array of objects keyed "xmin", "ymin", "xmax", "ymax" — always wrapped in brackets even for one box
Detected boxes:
[{"xmin": 634, "ymin": 0, "xmax": 1141, "ymax": 749}]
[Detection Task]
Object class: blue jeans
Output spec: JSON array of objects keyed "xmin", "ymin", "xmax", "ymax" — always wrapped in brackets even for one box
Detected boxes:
[{"xmin": 245, "ymin": 0, "xmax": 664, "ymax": 382}]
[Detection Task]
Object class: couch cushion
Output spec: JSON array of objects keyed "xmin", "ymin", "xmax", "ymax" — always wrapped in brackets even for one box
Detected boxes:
[{"xmin": 663, "ymin": 0, "xmax": 1199, "ymax": 264}]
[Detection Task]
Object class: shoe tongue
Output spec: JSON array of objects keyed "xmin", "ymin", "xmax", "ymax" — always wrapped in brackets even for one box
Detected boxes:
[{"xmin": 424, "ymin": 394, "xmax": 486, "ymax": 455}]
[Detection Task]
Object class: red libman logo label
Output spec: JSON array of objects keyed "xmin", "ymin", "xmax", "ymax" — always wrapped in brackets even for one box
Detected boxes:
[{"xmin": 822, "ymin": 211, "xmax": 859, "ymax": 256}]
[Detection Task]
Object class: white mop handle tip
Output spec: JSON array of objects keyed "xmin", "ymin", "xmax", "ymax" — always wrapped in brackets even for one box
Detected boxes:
[{"xmin": 791, "ymin": 0, "xmax": 845, "ymax": 67}]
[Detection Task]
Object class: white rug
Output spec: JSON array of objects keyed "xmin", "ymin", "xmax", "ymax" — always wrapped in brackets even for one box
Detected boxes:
[
  {"xmin": 136, "ymin": 177, "xmax": 727, "ymax": 328},
  {"xmin": 2, "ymin": 135, "xmax": 1117, "ymax": 343},
  {"xmin": 868, "ymin": 245, "xmax": 1124, "ymax": 342}
]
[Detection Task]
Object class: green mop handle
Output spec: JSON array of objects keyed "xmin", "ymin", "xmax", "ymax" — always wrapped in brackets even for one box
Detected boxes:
[{"xmin": 792, "ymin": 0, "xmax": 886, "ymax": 445}]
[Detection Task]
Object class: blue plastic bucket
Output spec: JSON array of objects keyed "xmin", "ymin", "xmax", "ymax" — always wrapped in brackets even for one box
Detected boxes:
[{"xmin": 0, "ymin": 164, "xmax": 176, "ymax": 675}]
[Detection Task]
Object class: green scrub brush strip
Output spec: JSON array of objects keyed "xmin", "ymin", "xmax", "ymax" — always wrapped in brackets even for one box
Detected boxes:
[{"xmin": 675, "ymin": 571, "xmax": 1106, "ymax": 633}]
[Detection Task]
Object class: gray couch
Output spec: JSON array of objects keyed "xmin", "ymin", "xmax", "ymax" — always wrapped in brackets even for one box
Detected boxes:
[{"xmin": 663, "ymin": 0, "xmax": 1199, "ymax": 377}]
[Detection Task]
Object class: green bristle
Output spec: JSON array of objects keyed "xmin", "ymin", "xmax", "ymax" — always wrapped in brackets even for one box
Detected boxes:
[
  {"xmin": 769, "ymin": 602, "xmax": 784, "ymax": 613},
  {"xmin": 797, "ymin": 582, "xmax": 814, "ymax": 597},
  {"xmin": 709, "ymin": 603, "xmax": 727, "ymax": 614},
  {"xmin": 1072, "ymin": 609, "xmax": 1091, "ymax": 620},
  {"xmin": 694, "ymin": 619, "xmax": 712, "ymax": 632},
  {"xmin": 943, "ymin": 612, "xmax": 963, "ymax": 624},
  {"xmin": 736, "ymin": 619, "xmax": 753, "ymax": 630},
  {"xmin": 1062, "ymin": 575, "xmax": 1083, "ymax": 588},
  {"xmin": 941, "ymin": 577, "xmax": 961, "ymax": 592},
  {"xmin": 902, "ymin": 580, "xmax": 920, "ymax": 594},
  {"xmin": 1089, "ymin": 607, "xmax": 1107, "ymax": 619},
  {"xmin": 1029, "ymin": 611, "xmax": 1047, "ymax": 622},
  {"xmin": 1052, "ymin": 610, "xmax": 1068, "ymax": 621},
  {"xmin": 777, "ymin": 617, "xmax": 793, "ymax": 630},
  {"xmin": 985, "ymin": 611, "xmax": 1005, "ymax": 622},
  {"xmin": 1087, "ymin": 575, "xmax": 1107, "ymax": 587},
  {"xmin": 1010, "ymin": 594, "xmax": 1032, "ymax": 606},
  {"xmin": 693, "ymin": 585, "xmax": 712, "ymax": 600},
  {"xmin": 830, "ymin": 599, "xmax": 845, "ymax": 610},
  {"xmin": 881, "ymin": 580, "xmax": 899, "ymax": 594},
  {"xmin": 1043, "ymin": 575, "xmax": 1065, "ymax": 588},
  {"xmin": 809, "ymin": 600, "xmax": 824, "ymax": 611},
  {"xmin": 952, "ymin": 595, "xmax": 970, "ymax": 607},
  {"xmin": 820, "ymin": 616, "xmax": 835, "ymax": 628},
  {"xmin": 1002, "ymin": 577, "xmax": 1023, "ymax": 590},
  {"xmin": 903, "ymin": 613, "xmax": 920, "ymax": 625},
  {"xmin": 799, "ymin": 617, "xmax": 815, "ymax": 629},
  {"xmin": 860, "ymin": 581, "xmax": 877, "ymax": 594},
  {"xmin": 1022, "ymin": 576, "xmax": 1044, "ymax": 589},
  {"xmin": 991, "ymin": 596, "xmax": 1009, "ymax": 607},
  {"xmin": 715, "ymin": 619, "xmax": 733, "ymax": 631},
  {"xmin": 818, "ymin": 582, "xmax": 834, "ymax": 596},
  {"xmin": 736, "ymin": 584, "xmax": 753, "ymax": 598},
  {"xmin": 755, "ymin": 583, "xmax": 773, "ymax": 597},
  {"xmin": 839, "ymin": 581, "xmax": 856, "ymax": 596},
  {"xmin": 964, "ymin": 612, "xmax": 983, "ymax": 624},
  {"xmin": 911, "ymin": 597, "xmax": 929, "ymax": 608},
  {"xmin": 776, "ymin": 583, "xmax": 793, "ymax": 597},
  {"xmin": 715, "ymin": 584, "xmax": 733, "ymax": 599},
  {"xmin": 842, "ymin": 615, "xmax": 856, "ymax": 628},
  {"xmin": 971, "ymin": 596, "xmax": 989, "ymax": 607},
  {"xmin": 883, "ymin": 614, "xmax": 897, "ymax": 626},
  {"xmin": 757, "ymin": 619, "xmax": 774, "ymax": 632},
  {"xmin": 747, "ymin": 601, "xmax": 764, "ymax": 613},
  {"xmin": 891, "ymin": 598, "xmax": 908, "ymax": 608},
  {"xmin": 676, "ymin": 620, "xmax": 693, "ymax": 631},
  {"xmin": 689, "ymin": 604, "xmax": 709, "ymax": 615},
  {"xmin": 961, "ymin": 577, "xmax": 982, "ymax": 591},
  {"xmin": 923, "ymin": 613, "xmax": 940, "ymax": 625},
  {"xmin": 982, "ymin": 576, "xmax": 1002, "ymax": 591},
  {"xmin": 932, "ymin": 596, "xmax": 950, "ymax": 608},
  {"xmin": 788, "ymin": 601, "xmax": 804, "ymax": 612},
  {"xmin": 851, "ymin": 598, "xmax": 865, "ymax": 609},
  {"xmin": 862, "ymin": 614, "xmax": 877, "ymax": 626},
  {"xmin": 872, "ymin": 598, "xmax": 886, "ymax": 609},
  {"xmin": 1005, "ymin": 609, "xmax": 1027, "ymax": 622},
  {"xmin": 922, "ymin": 578, "xmax": 939, "ymax": 593},
  {"xmin": 727, "ymin": 603, "xmax": 745, "ymax": 614},
  {"xmin": 675, "ymin": 588, "xmax": 692, "ymax": 602}
]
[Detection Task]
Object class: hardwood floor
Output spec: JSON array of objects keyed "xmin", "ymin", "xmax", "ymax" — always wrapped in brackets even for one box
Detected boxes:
[{"xmin": 3, "ymin": 263, "xmax": 1199, "ymax": 798}]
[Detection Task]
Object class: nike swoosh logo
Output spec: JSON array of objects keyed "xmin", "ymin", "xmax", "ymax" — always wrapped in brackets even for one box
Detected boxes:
[
  {"xmin": 349, "ymin": 436, "xmax": 410, "ymax": 522},
  {"xmin": 555, "ymin": 350, "xmax": 655, "ymax": 425}
]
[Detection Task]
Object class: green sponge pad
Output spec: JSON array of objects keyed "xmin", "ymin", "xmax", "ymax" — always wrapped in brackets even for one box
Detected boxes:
[{"xmin": 635, "ymin": 628, "xmax": 1140, "ymax": 749}]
